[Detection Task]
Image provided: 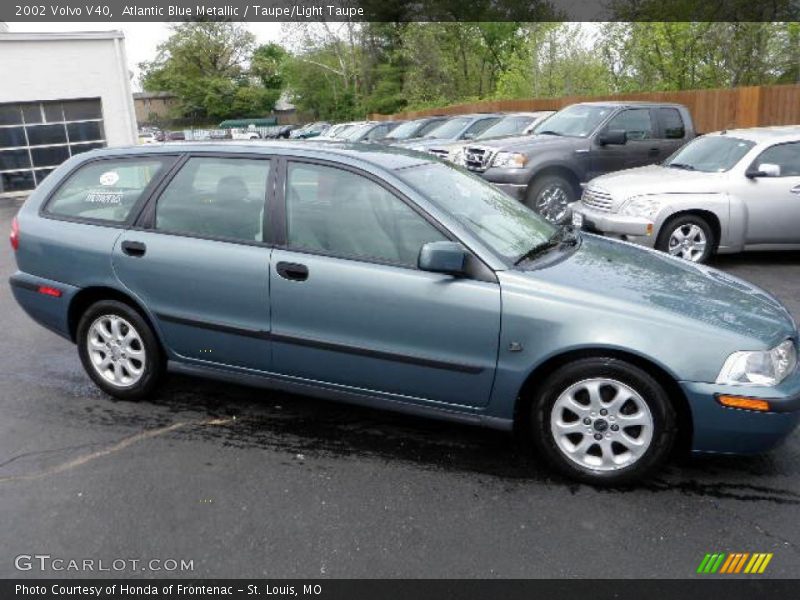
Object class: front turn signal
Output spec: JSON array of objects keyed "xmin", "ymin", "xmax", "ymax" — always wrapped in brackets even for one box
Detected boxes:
[{"xmin": 716, "ymin": 394, "xmax": 771, "ymax": 412}]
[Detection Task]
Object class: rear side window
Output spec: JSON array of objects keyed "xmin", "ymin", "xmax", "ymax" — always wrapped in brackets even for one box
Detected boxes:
[
  {"xmin": 155, "ymin": 157, "xmax": 270, "ymax": 242},
  {"xmin": 658, "ymin": 108, "xmax": 686, "ymax": 139},
  {"xmin": 46, "ymin": 157, "xmax": 171, "ymax": 223}
]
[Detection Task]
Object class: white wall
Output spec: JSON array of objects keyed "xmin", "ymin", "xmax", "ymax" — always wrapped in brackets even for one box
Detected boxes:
[{"xmin": 0, "ymin": 33, "xmax": 137, "ymax": 146}]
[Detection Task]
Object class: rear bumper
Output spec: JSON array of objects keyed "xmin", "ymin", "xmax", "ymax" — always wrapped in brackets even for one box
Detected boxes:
[
  {"xmin": 682, "ymin": 376, "xmax": 800, "ymax": 454},
  {"xmin": 571, "ymin": 202, "xmax": 655, "ymax": 246},
  {"xmin": 9, "ymin": 272, "xmax": 78, "ymax": 341}
]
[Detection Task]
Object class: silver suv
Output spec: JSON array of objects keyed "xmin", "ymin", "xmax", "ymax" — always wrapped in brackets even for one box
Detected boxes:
[{"xmin": 571, "ymin": 126, "xmax": 800, "ymax": 262}]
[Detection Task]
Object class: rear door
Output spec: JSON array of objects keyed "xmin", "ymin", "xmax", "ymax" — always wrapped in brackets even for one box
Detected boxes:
[
  {"xmin": 112, "ymin": 154, "xmax": 274, "ymax": 371},
  {"xmin": 654, "ymin": 107, "xmax": 690, "ymax": 158}
]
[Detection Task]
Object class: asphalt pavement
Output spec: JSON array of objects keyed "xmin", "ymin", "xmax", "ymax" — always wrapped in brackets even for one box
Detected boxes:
[{"xmin": 1, "ymin": 197, "xmax": 799, "ymax": 579}]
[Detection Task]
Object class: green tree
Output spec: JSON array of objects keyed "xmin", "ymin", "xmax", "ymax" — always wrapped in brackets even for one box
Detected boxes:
[{"xmin": 251, "ymin": 43, "xmax": 289, "ymax": 90}]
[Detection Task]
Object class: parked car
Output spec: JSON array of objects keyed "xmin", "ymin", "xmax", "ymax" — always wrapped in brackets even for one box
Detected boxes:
[
  {"xmin": 381, "ymin": 116, "xmax": 450, "ymax": 143},
  {"xmin": 467, "ymin": 102, "xmax": 696, "ymax": 224},
  {"xmin": 231, "ymin": 128, "xmax": 261, "ymax": 140},
  {"xmin": 571, "ymin": 127, "xmax": 800, "ymax": 263},
  {"xmin": 137, "ymin": 129, "xmax": 164, "ymax": 144},
  {"xmin": 428, "ymin": 112, "xmax": 556, "ymax": 164},
  {"xmin": 397, "ymin": 113, "xmax": 502, "ymax": 153},
  {"xmin": 290, "ymin": 122, "xmax": 331, "ymax": 139},
  {"xmin": 166, "ymin": 131, "xmax": 185, "ymax": 141},
  {"xmin": 339, "ymin": 121, "xmax": 403, "ymax": 143},
  {"xmin": 10, "ymin": 142, "xmax": 800, "ymax": 485},
  {"xmin": 315, "ymin": 121, "xmax": 367, "ymax": 141}
]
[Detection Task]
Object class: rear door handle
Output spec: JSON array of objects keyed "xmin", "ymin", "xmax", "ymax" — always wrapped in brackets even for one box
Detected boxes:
[
  {"xmin": 791, "ymin": 185, "xmax": 800, "ymax": 195},
  {"xmin": 276, "ymin": 261, "xmax": 309, "ymax": 281},
  {"xmin": 121, "ymin": 240, "xmax": 146, "ymax": 257}
]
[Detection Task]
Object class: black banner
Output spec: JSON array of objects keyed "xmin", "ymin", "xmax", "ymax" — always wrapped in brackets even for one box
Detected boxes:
[
  {"xmin": 1, "ymin": 0, "xmax": 798, "ymax": 22},
  {"xmin": 4, "ymin": 579, "xmax": 800, "ymax": 600}
]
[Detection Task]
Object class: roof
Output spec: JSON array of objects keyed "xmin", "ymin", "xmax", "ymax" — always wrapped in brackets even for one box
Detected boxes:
[
  {"xmin": 578, "ymin": 100, "xmax": 686, "ymax": 108},
  {"xmin": 0, "ymin": 30, "xmax": 124, "ymax": 42},
  {"xmin": 710, "ymin": 126, "xmax": 800, "ymax": 143},
  {"xmin": 83, "ymin": 140, "xmax": 435, "ymax": 171}
]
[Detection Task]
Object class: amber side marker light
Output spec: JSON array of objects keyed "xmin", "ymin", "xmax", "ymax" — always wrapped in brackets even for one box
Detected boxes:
[{"xmin": 716, "ymin": 395, "xmax": 771, "ymax": 412}]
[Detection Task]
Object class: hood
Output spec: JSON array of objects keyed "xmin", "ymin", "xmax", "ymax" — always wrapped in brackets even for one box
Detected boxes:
[
  {"xmin": 396, "ymin": 138, "xmax": 453, "ymax": 151},
  {"xmin": 589, "ymin": 165, "xmax": 729, "ymax": 206},
  {"xmin": 470, "ymin": 133, "xmax": 577, "ymax": 152},
  {"xmin": 523, "ymin": 235, "xmax": 795, "ymax": 346}
]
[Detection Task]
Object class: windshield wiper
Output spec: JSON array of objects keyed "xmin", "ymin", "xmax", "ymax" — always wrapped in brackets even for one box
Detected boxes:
[
  {"xmin": 514, "ymin": 224, "xmax": 580, "ymax": 265},
  {"xmin": 665, "ymin": 162, "xmax": 696, "ymax": 171},
  {"xmin": 536, "ymin": 130, "xmax": 563, "ymax": 136}
]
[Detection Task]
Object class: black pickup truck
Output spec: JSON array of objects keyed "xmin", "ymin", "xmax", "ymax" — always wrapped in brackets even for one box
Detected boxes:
[{"xmin": 463, "ymin": 101, "xmax": 697, "ymax": 223}]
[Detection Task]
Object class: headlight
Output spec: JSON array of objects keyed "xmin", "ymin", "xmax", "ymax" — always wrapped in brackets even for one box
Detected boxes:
[
  {"xmin": 492, "ymin": 152, "xmax": 528, "ymax": 169},
  {"xmin": 716, "ymin": 339, "xmax": 798, "ymax": 386},
  {"xmin": 619, "ymin": 196, "xmax": 664, "ymax": 218}
]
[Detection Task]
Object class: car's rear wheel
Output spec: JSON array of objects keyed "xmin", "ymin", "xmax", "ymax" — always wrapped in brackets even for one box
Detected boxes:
[
  {"xmin": 526, "ymin": 174, "xmax": 576, "ymax": 224},
  {"xmin": 531, "ymin": 357, "xmax": 676, "ymax": 485},
  {"xmin": 656, "ymin": 214, "xmax": 715, "ymax": 263},
  {"xmin": 77, "ymin": 300, "xmax": 164, "ymax": 400}
]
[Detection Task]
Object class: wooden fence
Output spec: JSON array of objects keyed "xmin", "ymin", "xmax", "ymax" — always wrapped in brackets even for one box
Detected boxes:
[{"xmin": 369, "ymin": 84, "xmax": 800, "ymax": 133}]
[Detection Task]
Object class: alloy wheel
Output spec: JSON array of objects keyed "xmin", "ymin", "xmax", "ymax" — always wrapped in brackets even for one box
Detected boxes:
[
  {"xmin": 550, "ymin": 378, "xmax": 654, "ymax": 471},
  {"xmin": 667, "ymin": 223, "xmax": 707, "ymax": 262},
  {"xmin": 86, "ymin": 315, "xmax": 146, "ymax": 388},
  {"xmin": 535, "ymin": 184, "xmax": 570, "ymax": 223}
]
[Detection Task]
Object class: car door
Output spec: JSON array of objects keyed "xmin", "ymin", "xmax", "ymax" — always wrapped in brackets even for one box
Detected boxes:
[
  {"xmin": 654, "ymin": 107, "xmax": 690, "ymax": 158},
  {"xmin": 739, "ymin": 141, "xmax": 800, "ymax": 244},
  {"xmin": 592, "ymin": 108, "xmax": 660, "ymax": 175},
  {"xmin": 112, "ymin": 154, "xmax": 274, "ymax": 371},
  {"xmin": 268, "ymin": 159, "xmax": 501, "ymax": 407}
]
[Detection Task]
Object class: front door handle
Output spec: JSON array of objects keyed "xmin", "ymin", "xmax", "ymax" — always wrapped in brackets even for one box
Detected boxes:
[
  {"xmin": 276, "ymin": 261, "xmax": 309, "ymax": 281},
  {"xmin": 121, "ymin": 240, "xmax": 146, "ymax": 257},
  {"xmin": 791, "ymin": 185, "xmax": 800, "ymax": 195}
]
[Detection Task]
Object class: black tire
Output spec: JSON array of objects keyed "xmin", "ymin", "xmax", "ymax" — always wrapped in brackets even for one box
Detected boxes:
[
  {"xmin": 531, "ymin": 357, "xmax": 676, "ymax": 486},
  {"xmin": 656, "ymin": 214, "xmax": 716, "ymax": 263},
  {"xmin": 525, "ymin": 174, "xmax": 577, "ymax": 224},
  {"xmin": 76, "ymin": 300, "xmax": 165, "ymax": 401}
]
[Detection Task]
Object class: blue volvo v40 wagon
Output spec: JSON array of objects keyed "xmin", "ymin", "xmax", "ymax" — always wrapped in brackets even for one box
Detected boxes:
[{"xmin": 9, "ymin": 143, "xmax": 800, "ymax": 484}]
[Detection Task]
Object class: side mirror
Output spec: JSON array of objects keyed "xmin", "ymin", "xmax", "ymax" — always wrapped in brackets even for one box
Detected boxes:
[
  {"xmin": 597, "ymin": 129, "xmax": 627, "ymax": 146},
  {"xmin": 746, "ymin": 163, "xmax": 781, "ymax": 178},
  {"xmin": 418, "ymin": 241, "xmax": 468, "ymax": 276}
]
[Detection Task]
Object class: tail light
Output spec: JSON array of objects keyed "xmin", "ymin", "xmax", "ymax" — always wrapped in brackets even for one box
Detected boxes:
[{"xmin": 10, "ymin": 216, "xmax": 19, "ymax": 251}]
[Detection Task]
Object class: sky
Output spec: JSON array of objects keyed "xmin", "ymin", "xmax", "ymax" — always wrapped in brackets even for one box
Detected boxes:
[{"xmin": 8, "ymin": 22, "xmax": 285, "ymax": 90}]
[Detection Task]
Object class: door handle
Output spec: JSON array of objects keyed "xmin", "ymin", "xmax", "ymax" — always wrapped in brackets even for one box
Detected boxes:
[
  {"xmin": 121, "ymin": 240, "xmax": 146, "ymax": 257},
  {"xmin": 648, "ymin": 147, "xmax": 660, "ymax": 156},
  {"xmin": 276, "ymin": 261, "xmax": 309, "ymax": 281},
  {"xmin": 791, "ymin": 185, "xmax": 800, "ymax": 195}
]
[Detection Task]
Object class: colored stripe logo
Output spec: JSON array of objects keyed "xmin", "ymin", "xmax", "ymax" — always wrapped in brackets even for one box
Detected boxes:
[{"xmin": 697, "ymin": 552, "xmax": 773, "ymax": 574}]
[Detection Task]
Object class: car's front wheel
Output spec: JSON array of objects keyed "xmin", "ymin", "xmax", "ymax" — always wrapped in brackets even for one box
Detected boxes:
[
  {"xmin": 76, "ymin": 300, "xmax": 165, "ymax": 400},
  {"xmin": 656, "ymin": 214, "xmax": 715, "ymax": 263},
  {"xmin": 531, "ymin": 357, "xmax": 676, "ymax": 485},
  {"xmin": 526, "ymin": 174, "xmax": 576, "ymax": 224}
]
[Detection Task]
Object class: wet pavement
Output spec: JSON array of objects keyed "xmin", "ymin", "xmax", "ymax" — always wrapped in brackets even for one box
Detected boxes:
[{"xmin": 1, "ymin": 198, "xmax": 799, "ymax": 578}]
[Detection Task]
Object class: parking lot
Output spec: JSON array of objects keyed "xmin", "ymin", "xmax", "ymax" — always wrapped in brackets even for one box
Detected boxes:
[{"xmin": 1, "ymin": 196, "xmax": 799, "ymax": 579}]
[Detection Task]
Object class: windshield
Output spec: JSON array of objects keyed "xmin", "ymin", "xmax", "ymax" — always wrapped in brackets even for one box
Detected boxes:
[
  {"xmin": 664, "ymin": 135, "xmax": 756, "ymax": 172},
  {"xmin": 423, "ymin": 117, "xmax": 470, "ymax": 139},
  {"xmin": 386, "ymin": 120, "xmax": 424, "ymax": 140},
  {"xmin": 397, "ymin": 163, "xmax": 555, "ymax": 262},
  {"xmin": 477, "ymin": 116, "xmax": 535, "ymax": 139},
  {"xmin": 533, "ymin": 105, "xmax": 614, "ymax": 138},
  {"xmin": 342, "ymin": 124, "xmax": 374, "ymax": 141}
]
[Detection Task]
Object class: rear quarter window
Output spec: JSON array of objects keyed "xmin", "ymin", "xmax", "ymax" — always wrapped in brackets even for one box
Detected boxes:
[{"xmin": 45, "ymin": 156, "xmax": 172, "ymax": 223}]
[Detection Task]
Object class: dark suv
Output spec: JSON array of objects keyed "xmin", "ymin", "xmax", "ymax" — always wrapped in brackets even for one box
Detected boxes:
[{"xmin": 466, "ymin": 102, "xmax": 696, "ymax": 223}]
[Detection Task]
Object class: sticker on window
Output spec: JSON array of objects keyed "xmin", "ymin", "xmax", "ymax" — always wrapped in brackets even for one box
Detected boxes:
[
  {"xmin": 99, "ymin": 171, "xmax": 120, "ymax": 186},
  {"xmin": 85, "ymin": 189, "xmax": 123, "ymax": 205}
]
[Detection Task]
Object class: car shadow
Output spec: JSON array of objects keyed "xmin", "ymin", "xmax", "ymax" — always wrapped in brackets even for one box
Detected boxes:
[{"xmin": 81, "ymin": 373, "xmax": 800, "ymax": 503}]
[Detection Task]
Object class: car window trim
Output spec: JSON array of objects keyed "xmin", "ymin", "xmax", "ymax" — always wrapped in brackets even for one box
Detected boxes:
[
  {"xmin": 747, "ymin": 141, "xmax": 800, "ymax": 178},
  {"xmin": 134, "ymin": 151, "xmax": 277, "ymax": 248},
  {"xmin": 39, "ymin": 153, "xmax": 180, "ymax": 229}
]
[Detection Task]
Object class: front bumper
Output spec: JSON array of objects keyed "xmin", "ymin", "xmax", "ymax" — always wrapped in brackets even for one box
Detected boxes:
[
  {"xmin": 571, "ymin": 202, "xmax": 655, "ymax": 246},
  {"xmin": 682, "ymin": 373, "xmax": 800, "ymax": 454}
]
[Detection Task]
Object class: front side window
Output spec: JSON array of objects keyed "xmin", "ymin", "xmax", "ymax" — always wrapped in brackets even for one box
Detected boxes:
[
  {"xmin": 604, "ymin": 108, "xmax": 653, "ymax": 140},
  {"xmin": 397, "ymin": 162, "xmax": 555, "ymax": 263},
  {"xmin": 285, "ymin": 162, "xmax": 447, "ymax": 266},
  {"xmin": 46, "ymin": 157, "xmax": 171, "ymax": 222},
  {"xmin": 751, "ymin": 142, "xmax": 800, "ymax": 177},
  {"xmin": 156, "ymin": 157, "xmax": 270, "ymax": 242},
  {"xmin": 665, "ymin": 135, "xmax": 756, "ymax": 173}
]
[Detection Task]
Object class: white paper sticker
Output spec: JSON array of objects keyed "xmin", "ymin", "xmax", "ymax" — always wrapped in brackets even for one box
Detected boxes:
[{"xmin": 99, "ymin": 171, "xmax": 120, "ymax": 186}]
